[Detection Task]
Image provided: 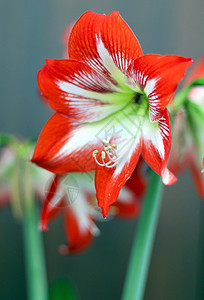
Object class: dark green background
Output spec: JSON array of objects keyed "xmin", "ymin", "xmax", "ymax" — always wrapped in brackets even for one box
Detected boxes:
[{"xmin": 1, "ymin": 0, "xmax": 204, "ymax": 299}]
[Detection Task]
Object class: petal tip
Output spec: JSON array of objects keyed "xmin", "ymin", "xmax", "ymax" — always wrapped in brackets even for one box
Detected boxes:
[
  {"xmin": 39, "ymin": 222, "xmax": 48, "ymax": 232},
  {"xmin": 101, "ymin": 206, "xmax": 109, "ymax": 218},
  {"xmin": 162, "ymin": 168, "xmax": 177, "ymax": 185}
]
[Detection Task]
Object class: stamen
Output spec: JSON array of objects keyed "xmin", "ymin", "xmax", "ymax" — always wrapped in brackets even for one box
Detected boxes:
[{"xmin": 92, "ymin": 140, "xmax": 122, "ymax": 168}]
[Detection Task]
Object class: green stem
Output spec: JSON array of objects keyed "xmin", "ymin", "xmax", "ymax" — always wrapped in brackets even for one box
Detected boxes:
[
  {"xmin": 22, "ymin": 163, "xmax": 48, "ymax": 300},
  {"xmin": 122, "ymin": 170, "xmax": 164, "ymax": 300}
]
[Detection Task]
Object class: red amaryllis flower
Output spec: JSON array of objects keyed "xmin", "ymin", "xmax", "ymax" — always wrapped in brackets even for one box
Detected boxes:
[
  {"xmin": 169, "ymin": 57, "xmax": 204, "ymax": 197},
  {"xmin": 40, "ymin": 168, "xmax": 143, "ymax": 254},
  {"xmin": 32, "ymin": 11, "xmax": 192, "ymax": 216}
]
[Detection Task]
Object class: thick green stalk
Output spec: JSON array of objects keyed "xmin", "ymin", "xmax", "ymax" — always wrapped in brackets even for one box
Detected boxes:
[
  {"xmin": 21, "ymin": 163, "xmax": 48, "ymax": 300},
  {"xmin": 122, "ymin": 170, "xmax": 163, "ymax": 300}
]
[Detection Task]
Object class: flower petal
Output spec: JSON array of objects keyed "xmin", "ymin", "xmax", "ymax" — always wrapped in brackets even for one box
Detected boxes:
[
  {"xmin": 60, "ymin": 189, "xmax": 100, "ymax": 254},
  {"xmin": 183, "ymin": 57, "xmax": 204, "ymax": 86},
  {"xmin": 38, "ymin": 59, "xmax": 130, "ymax": 123},
  {"xmin": 60, "ymin": 207, "xmax": 93, "ymax": 254},
  {"xmin": 39, "ymin": 175, "xmax": 65, "ymax": 231},
  {"xmin": 112, "ymin": 187, "xmax": 140, "ymax": 218},
  {"xmin": 190, "ymin": 158, "xmax": 204, "ymax": 198},
  {"xmin": 31, "ymin": 113, "xmax": 106, "ymax": 174},
  {"xmin": 168, "ymin": 111, "xmax": 192, "ymax": 174},
  {"xmin": 141, "ymin": 109, "xmax": 176, "ymax": 185},
  {"xmin": 125, "ymin": 54, "xmax": 193, "ymax": 122},
  {"xmin": 95, "ymin": 132, "xmax": 141, "ymax": 217},
  {"xmin": 125, "ymin": 158, "xmax": 147, "ymax": 197},
  {"xmin": 69, "ymin": 11, "xmax": 143, "ymax": 82}
]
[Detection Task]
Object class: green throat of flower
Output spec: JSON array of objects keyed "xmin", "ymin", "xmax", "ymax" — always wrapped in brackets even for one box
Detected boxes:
[{"xmin": 92, "ymin": 92, "xmax": 149, "ymax": 168}]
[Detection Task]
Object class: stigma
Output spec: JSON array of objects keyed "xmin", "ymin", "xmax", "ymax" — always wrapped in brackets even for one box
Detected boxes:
[{"xmin": 92, "ymin": 139, "xmax": 119, "ymax": 168}]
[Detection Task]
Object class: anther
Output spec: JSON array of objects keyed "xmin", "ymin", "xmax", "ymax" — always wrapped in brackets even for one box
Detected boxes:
[
  {"xmin": 101, "ymin": 151, "xmax": 106, "ymax": 160},
  {"xmin": 92, "ymin": 150, "xmax": 99, "ymax": 157},
  {"xmin": 112, "ymin": 144, "xmax": 117, "ymax": 150},
  {"xmin": 102, "ymin": 139, "xmax": 108, "ymax": 146}
]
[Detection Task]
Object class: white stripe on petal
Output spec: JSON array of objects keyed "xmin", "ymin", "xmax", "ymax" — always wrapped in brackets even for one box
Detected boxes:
[
  {"xmin": 145, "ymin": 78, "xmax": 157, "ymax": 95},
  {"xmin": 142, "ymin": 115, "xmax": 165, "ymax": 158},
  {"xmin": 53, "ymin": 122, "xmax": 102, "ymax": 160},
  {"xmin": 96, "ymin": 35, "xmax": 127, "ymax": 87}
]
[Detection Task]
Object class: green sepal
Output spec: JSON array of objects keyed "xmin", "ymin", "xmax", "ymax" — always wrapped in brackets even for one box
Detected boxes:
[
  {"xmin": 185, "ymin": 100, "xmax": 204, "ymax": 128},
  {"xmin": 185, "ymin": 100, "xmax": 204, "ymax": 155},
  {"xmin": 0, "ymin": 133, "xmax": 17, "ymax": 146},
  {"xmin": 171, "ymin": 77, "xmax": 204, "ymax": 113}
]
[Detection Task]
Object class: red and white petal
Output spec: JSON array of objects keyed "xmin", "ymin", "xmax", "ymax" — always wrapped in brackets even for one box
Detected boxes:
[
  {"xmin": 95, "ymin": 133, "xmax": 142, "ymax": 217},
  {"xmin": 168, "ymin": 112, "xmax": 192, "ymax": 175},
  {"xmin": 125, "ymin": 54, "xmax": 193, "ymax": 122},
  {"xmin": 39, "ymin": 175, "xmax": 65, "ymax": 231},
  {"xmin": 68, "ymin": 11, "xmax": 143, "ymax": 83},
  {"xmin": 125, "ymin": 158, "xmax": 147, "ymax": 197},
  {"xmin": 31, "ymin": 113, "xmax": 105, "ymax": 174},
  {"xmin": 190, "ymin": 158, "xmax": 204, "ymax": 198},
  {"xmin": 183, "ymin": 57, "xmax": 204, "ymax": 86},
  {"xmin": 111, "ymin": 187, "xmax": 140, "ymax": 218},
  {"xmin": 60, "ymin": 191, "xmax": 100, "ymax": 254},
  {"xmin": 60, "ymin": 209, "xmax": 93, "ymax": 254},
  {"xmin": 141, "ymin": 109, "xmax": 177, "ymax": 185},
  {"xmin": 38, "ymin": 59, "xmax": 129, "ymax": 123}
]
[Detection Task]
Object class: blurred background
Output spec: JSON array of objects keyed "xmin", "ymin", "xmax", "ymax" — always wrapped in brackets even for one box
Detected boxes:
[{"xmin": 1, "ymin": 0, "xmax": 204, "ymax": 299}]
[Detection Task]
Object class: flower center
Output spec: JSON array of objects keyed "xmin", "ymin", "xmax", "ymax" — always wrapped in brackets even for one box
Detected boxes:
[{"xmin": 133, "ymin": 92, "xmax": 143, "ymax": 104}]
